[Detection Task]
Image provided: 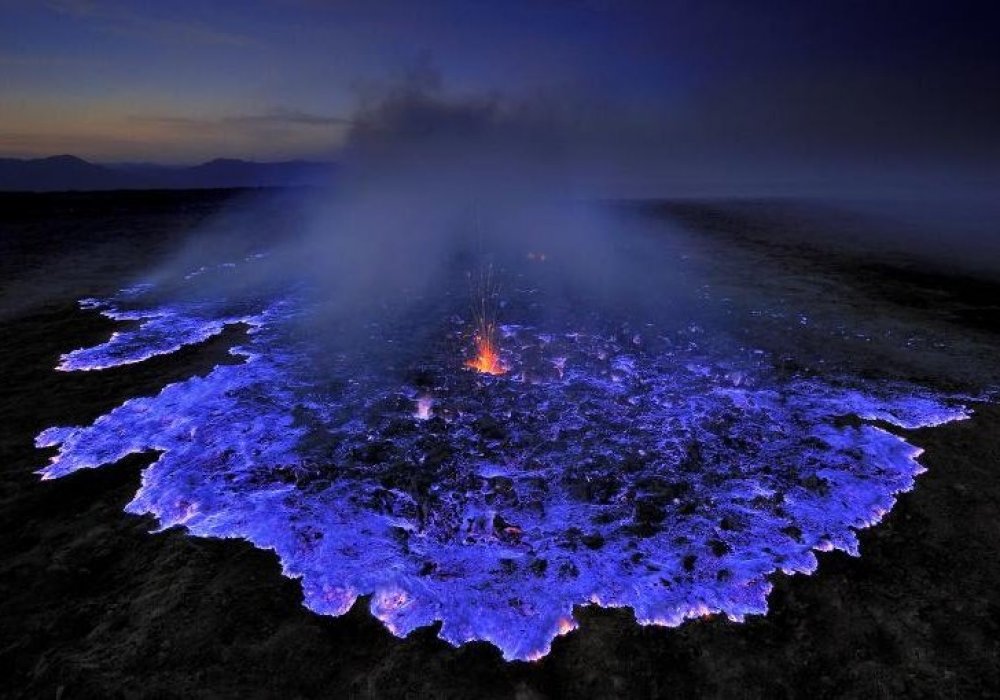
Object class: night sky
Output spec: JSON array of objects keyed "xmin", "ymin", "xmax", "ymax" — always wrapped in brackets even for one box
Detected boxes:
[{"xmin": 1, "ymin": 0, "xmax": 997, "ymax": 194}]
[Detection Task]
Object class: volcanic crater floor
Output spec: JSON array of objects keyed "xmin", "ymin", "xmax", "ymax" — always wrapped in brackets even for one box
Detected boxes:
[{"xmin": 3, "ymin": 192, "xmax": 1000, "ymax": 698}]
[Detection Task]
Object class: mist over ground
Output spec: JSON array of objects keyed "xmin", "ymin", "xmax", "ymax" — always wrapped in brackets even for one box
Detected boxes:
[
  {"xmin": 141, "ymin": 68, "xmax": 719, "ymax": 354},
  {"xmin": 125, "ymin": 55, "xmax": 998, "ymax": 352}
]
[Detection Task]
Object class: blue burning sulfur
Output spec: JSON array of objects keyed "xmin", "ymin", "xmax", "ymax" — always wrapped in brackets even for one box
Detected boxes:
[{"xmin": 36, "ymin": 262, "xmax": 970, "ymax": 661}]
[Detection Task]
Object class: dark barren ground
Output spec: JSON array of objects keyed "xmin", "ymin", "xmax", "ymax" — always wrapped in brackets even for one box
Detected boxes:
[{"xmin": 1, "ymin": 191, "xmax": 999, "ymax": 699}]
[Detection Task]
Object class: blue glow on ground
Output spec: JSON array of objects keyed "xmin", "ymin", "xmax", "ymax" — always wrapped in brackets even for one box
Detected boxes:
[{"xmin": 36, "ymin": 266, "xmax": 971, "ymax": 661}]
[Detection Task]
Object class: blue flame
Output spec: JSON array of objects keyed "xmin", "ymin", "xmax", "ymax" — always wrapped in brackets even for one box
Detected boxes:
[{"xmin": 36, "ymin": 265, "xmax": 970, "ymax": 661}]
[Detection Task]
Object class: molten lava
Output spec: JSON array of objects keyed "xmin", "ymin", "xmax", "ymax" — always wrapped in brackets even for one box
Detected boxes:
[{"xmin": 465, "ymin": 333, "xmax": 506, "ymax": 375}]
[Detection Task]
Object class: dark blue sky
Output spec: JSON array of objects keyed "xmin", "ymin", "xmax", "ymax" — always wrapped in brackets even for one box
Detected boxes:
[{"xmin": 1, "ymin": 1, "xmax": 996, "ymax": 193}]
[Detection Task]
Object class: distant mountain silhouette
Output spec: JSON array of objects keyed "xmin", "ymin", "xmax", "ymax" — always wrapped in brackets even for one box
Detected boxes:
[{"xmin": 0, "ymin": 155, "xmax": 335, "ymax": 191}]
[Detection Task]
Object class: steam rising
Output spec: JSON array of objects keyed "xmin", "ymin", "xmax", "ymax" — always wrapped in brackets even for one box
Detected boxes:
[{"xmin": 149, "ymin": 67, "xmax": 703, "ymax": 353}]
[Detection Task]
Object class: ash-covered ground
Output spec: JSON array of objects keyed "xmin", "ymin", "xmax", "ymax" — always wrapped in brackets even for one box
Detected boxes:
[{"xmin": 2, "ymin": 191, "xmax": 999, "ymax": 698}]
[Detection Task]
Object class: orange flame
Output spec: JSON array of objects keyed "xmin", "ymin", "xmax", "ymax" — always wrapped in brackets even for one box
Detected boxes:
[
  {"xmin": 465, "ymin": 261, "xmax": 506, "ymax": 375},
  {"xmin": 465, "ymin": 331, "xmax": 506, "ymax": 375}
]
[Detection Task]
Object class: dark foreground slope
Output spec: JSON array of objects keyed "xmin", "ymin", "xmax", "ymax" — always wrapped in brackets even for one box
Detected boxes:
[{"xmin": 1, "ymin": 192, "xmax": 998, "ymax": 699}]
